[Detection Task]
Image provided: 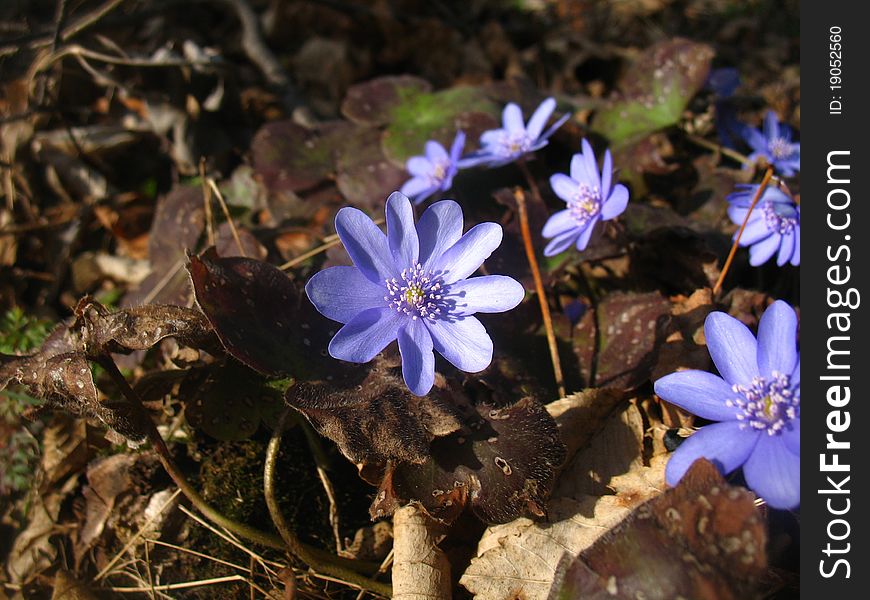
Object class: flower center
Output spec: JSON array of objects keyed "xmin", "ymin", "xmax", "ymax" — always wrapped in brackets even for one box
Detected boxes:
[
  {"xmin": 727, "ymin": 371, "xmax": 799, "ymax": 435},
  {"xmin": 429, "ymin": 160, "xmax": 449, "ymax": 186},
  {"xmin": 567, "ymin": 183, "xmax": 602, "ymax": 227},
  {"xmin": 761, "ymin": 201, "xmax": 798, "ymax": 235},
  {"xmin": 491, "ymin": 131, "xmax": 532, "ymax": 157},
  {"xmin": 768, "ymin": 137, "xmax": 793, "ymax": 159},
  {"xmin": 385, "ymin": 263, "xmax": 447, "ymax": 320}
]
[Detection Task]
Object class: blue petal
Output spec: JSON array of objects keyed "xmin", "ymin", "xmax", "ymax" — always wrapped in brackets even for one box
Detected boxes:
[
  {"xmin": 425, "ymin": 315, "xmax": 493, "ymax": 372},
  {"xmin": 385, "ymin": 192, "xmax": 419, "ymax": 268},
  {"xmin": 424, "ymin": 140, "xmax": 448, "ymax": 164},
  {"xmin": 335, "ymin": 206, "xmax": 397, "ymax": 283},
  {"xmin": 600, "ymin": 149, "xmax": 613, "ymax": 198},
  {"xmin": 791, "ymin": 358, "xmax": 800, "ymax": 386},
  {"xmin": 704, "ymin": 311, "xmax": 760, "ymax": 385},
  {"xmin": 543, "ymin": 228, "xmax": 580, "ymax": 257},
  {"xmin": 763, "ymin": 110, "xmax": 780, "ymax": 141},
  {"xmin": 418, "ymin": 200, "xmax": 464, "ymax": 268},
  {"xmin": 400, "ymin": 177, "xmax": 436, "ymax": 204},
  {"xmin": 790, "ymin": 226, "xmax": 800, "ymax": 265},
  {"xmin": 550, "ymin": 173, "xmax": 579, "ymax": 203},
  {"xmin": 783, "ymin": 417, "xmax": 800, "ymax": 454},
  {"xmin": 542, "ymin": 209, "xmax": 578, "ymax": 238},
  {"xmin": 574, "ymin": 216, "xmax": 599, "ymax": 251},
  {"xmin": 526, "ymin": 97, "xmax": 556, "ymax": 139},
  {"xmin": 776, "ymin": 231, "xmax": 795, "ymax": 266},
  {"xmin": 571, "ymin": 141, "xmax": 597, "ymax": 186},
  {"xmin": 430, "ymin": 222, "xmax": 503, "ymax": 284},
  {"xmin": 305, "ymin": 266, "xmax": 387, "ymax": 324},
  {"xmin": 601, "ymin": 184, "xmax": 629, "ymax": 220},
  {"xmin": 654, "ymin": 370, "xmax": 740, "ymax": 421},
  {"xmin": 743, "ymin": 129, "xmax": 768, "ymax": 154},
  {"xmin": 449, "ymin": 131, "xmax": 466, "ymax": 163},
  {"xmin": 540, "ymin": 112, "xmax": 571, "ymax": 141},
  {"xmin": 749, "ymin": 233, "xmax": 782, "ymax": 266},
  {"xmin": 743, "ymin": 434, "xmax": 800, "ymax": 509},
  {"xmin": 328, "ymin": 307, "xmax": 403, "ymax": 363},
  {"xmin": 735, "ymin": 216, "xmax": 772, "ymax": 246},
  {"xmin": 398, "ymin": 318, "xmax": 435, "ymax": 396},
  {"xmin": 756, "ymin": 300, "xmax": 798, "ymax": 379},
  {"xmin": 407, "ymin": 156, "xmax": 433, "ymax": 177},
  {"xmin": 447, "ymin": 275, "xmax": 525, "ymax": 315},
  {"xmin": 503, "ymin": 103, "xmax": 525, "ymax": 132},
  {"xmin": 582, "ymin": 140, "xmax": 601, "ymax": 190},
  {"xmin": 665, "ymin": 421, "xmax": 759, "ymax": 486}
]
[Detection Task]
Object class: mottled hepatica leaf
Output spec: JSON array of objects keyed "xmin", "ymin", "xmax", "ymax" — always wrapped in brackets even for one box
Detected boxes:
[
  {"xmin": 0, "ymin": 298, "xmax": 220, "ymax": 442},
  {"xmin": 380, "ymin": 87, "xmax": 500, "ymax": 166},
  {"xmin": 251, "ymin": 120, "xmax": 354, "ymax": 194},
  {"xmin": 335, "ymin": 126, "xmax": 407, "ymax": 210},
  {"xmin": 188, "ymin": 247, "xmax": 346, "ymax": 378},
  {"xmin": 549, "ymin": 459, "xmax": 767, "ymax": 600},
  {"xmin": 184, "ymin": 362, "xmax": 284, "ymax": 441},
  {"xmin": 123, "ymin": 184, "xmax": 205, "ymax": 308},
  {"xmin": 371, "ymin": 393, "xmax": 566, "ymax": 525},
  {"xmin": 339, "ymin": 74, "xmax": 500, "ymax": 166},
  {"xmin": 285, "ymin": 364, "xmax": 463, "ymax": 466},
  {"xmin": 592, "ymin": 38, "xmax": 714, "ymax": 146},
  {"xmin": 340, "ymin": 75, "xmax": 433, "ymax": 126},
  {"xmin": 573, "ymin": 291, "xmax": 671, "ymax": 390}
]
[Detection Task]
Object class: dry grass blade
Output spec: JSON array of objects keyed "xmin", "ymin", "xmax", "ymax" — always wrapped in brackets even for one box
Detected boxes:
[{"xmin": 95, "ymin": 489, "xmax": 182, "ymax": 581}]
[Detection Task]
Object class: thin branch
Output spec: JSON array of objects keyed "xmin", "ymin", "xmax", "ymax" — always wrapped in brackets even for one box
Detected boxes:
[
  {"xmin": 515, "ymin": 161, "xmax": 566, "ymax": 398},
  {"xmin": 712, "ymin": 166, "xmax": 775, "ymax": 296},
  {"xmin": 207, "ymin": 177, "xmax": 247, "ymax": 257},
  {"xmin": 684, "ymin": 133, "xmax": 753, "ymax": 166},
  {"xmin": 264, "ymin": 412, "xmax": 393, "ymax": 597}
]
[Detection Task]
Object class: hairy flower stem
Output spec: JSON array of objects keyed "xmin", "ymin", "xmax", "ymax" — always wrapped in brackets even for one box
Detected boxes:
[
  {"xmin": 95, "ymin": 354, "xmax": 381, "ymax": 584},
  {"xmin": 265, "ymin": 412, "xmax": 393, "ymax": 597},
  {"xmin": 713, "ymin": 166, "xmax": 775, "ymax": 295},
  {"xmin": 515, "ymin": 160, "xmax": 566, "ymax": 398}
]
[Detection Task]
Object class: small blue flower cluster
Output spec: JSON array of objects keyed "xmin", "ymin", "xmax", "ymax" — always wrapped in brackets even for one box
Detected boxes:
[
  {"xmin": 400, "ymin": 98, "xmax": 569, "ymax": 204},
  {"xmin": 302, "ymin": 94, "xmax": 800, "ymax": 510}
]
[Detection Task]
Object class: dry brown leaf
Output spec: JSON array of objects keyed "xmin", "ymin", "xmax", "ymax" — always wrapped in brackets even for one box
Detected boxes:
[
  {"xmin": 51, "ymin": 570, "xmax": 100, "ymax": 600},
  {"xmin": 460, "ymin": 402, "xmax": 668, "ymax": 600},
  {"xmin": 392, "ymin": 505, "xmax": 451, "ymax": 600},
  {"xmin": 459, "ymin": 496, "xmax": 632, "ymax": 600}
]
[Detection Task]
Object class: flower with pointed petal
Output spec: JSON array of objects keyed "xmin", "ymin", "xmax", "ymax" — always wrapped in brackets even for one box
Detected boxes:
[
  {"xmin": 727, "ymin": 184, "xmax": 800, "ymax": 267},
  {"xmin": 654, "ymin": 300, "xmax": 800, "ymax": 509},
  {"xmin": 305, "ymin": 192, "xmax": 525, "ymax": 396},
  {"xmin": 541, "ymin": 139, "xmax": 629, "ymax": 256},
  {"xmin": 400, "ymin": 131, "xmax": 466, "ymax": 205},
  {"xmin": 742, "ymin": 110, "xmax": 801, "ymax": 176},
  {"xmin": 461, "ymin": 97, "xmax": 570, "ymax": 168}
]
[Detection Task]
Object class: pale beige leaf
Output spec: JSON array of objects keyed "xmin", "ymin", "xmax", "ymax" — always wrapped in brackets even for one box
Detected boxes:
[
  {"xmin": 392, "ymin": 505, "xmax": 451, "ymax": 600},
  {"xmin": 460, "ymin": 496, "xmax": 631, "ymax": 600}
]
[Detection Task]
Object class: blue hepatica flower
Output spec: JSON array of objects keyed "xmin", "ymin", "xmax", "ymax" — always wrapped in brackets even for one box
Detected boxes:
[
  {"xmin": 462, "ymin": 97, "xmax": 570, "ymax": 168},
  {"xmin": 305, "ymin": 192, "xmax": 525, "ymax": 396},
  {"xmin": 399, "ymin": 131, "xmax": 466, "ymax": 205},
  {"xmin": 742, "ymin": 110, "xmax": 801, "ymax": 176},
  {"xmin": 727, "ymin": 184, "xmax": 800, "ymax": 267},
  {"xmin": 654, "ymin": 300, "xmax": 800, "ymax": 509},
  {"xmin": 541, "ymin": 139, "xmax": 629, "ymax": 256}
]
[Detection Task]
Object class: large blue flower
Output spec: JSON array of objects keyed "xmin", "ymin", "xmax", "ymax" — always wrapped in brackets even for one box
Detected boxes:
[
  {"xmin": 654, "ymin": 300, "xmax": 800, "ymax": 509},
  {"xmin": 305, "ymin": 192, "xmax": 525, "ymax": 396},
  {"xmin": 461, "ymin": 97, "xmax": 569, "ymax": 168},
  {"xmin": 541, "ymin": 139, "xmax": 629, "ymax": 256},
  {"xmin": 399, "ymin": 131, "xmax": 466, "ymax": 205},
  {"xmin": 727, "ymin": 184, "xmax": 800, "ymax": 267},
  {"xmin": 742, "ymin": 110, "xmax": 800, "ymax": 176}
]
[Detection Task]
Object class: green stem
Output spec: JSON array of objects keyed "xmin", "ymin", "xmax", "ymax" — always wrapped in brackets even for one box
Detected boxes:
[
  {"xmin": 264, "ymin": 413, "xmax": 393, "ymax": 597},
  {"xmin": 95, "ymin": 354, "xmax": 377, "ymax": 576}
]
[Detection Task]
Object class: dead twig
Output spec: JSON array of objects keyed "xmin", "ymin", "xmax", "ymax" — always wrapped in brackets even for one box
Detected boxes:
[{"xmin": 712, "ymin": 166, "xmax": 775, "ymax": 296}]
